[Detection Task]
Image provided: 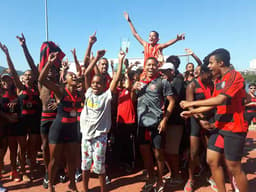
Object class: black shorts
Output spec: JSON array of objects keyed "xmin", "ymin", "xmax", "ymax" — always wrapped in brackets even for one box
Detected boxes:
[
  {"xmin": 40, "ymin": 120, "xmax": 53, "ymax": 135},
  {"xmin": 21, "ymin": 115, "xmax": 41, "ymax": 135},
  {"xmin": 244, "ymin": 112, "xmax": 256, "ymax": 124},
  {"xmin": 208, "ymin": 129, "xmax": 246, "ymax": 161},
  {"xmin": 137, "ymin": 126, "xmax": 163, "ymax": 149},
  {"xmin": 49, "ymin": 119, "xmax": 78, "ymax": 144},
  {"xmin": 7, "ymin": 122, "xmax": 26, "ymax": 137},
  {"xmin": 190, "ymin": 117, "xmax": 201, "ymax": 137}
]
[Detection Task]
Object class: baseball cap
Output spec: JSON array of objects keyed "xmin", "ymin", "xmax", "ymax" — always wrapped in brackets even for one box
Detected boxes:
[{"xmin": 159, "ymin": 62, "xmax": 175, "ymax": 71}]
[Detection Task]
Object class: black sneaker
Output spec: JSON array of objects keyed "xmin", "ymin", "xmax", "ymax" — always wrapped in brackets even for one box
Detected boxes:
[
  {"xmin": 59, "ymin": 174, "xmax": 67, "ymax": 183},
  {"xmin": 43, "ymin": 172, "xmax": 48, "ymax": 189},
  {"xmin": 75, "ymin": 169, "xmax": 82, "ymax": 183}
]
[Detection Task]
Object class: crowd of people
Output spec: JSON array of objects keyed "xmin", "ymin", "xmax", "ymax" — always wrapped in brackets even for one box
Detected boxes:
[{"xmin": 0, "ymin": 12, "xmax": 255, "ymax": 192}]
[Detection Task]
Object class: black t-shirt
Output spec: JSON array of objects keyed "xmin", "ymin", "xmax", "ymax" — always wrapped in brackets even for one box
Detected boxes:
[{"xmin": 166, "ymin": 72, "xmax": 185, "ymax": 125}]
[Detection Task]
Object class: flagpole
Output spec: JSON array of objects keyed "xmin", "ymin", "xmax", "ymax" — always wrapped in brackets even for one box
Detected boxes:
[{"xmin": 45, "ymin": 0, "xmax": 49, "ymax": 41}]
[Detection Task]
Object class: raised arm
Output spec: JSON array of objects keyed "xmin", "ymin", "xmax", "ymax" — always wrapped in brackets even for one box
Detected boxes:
[
  {"xmin": 110, "ymin": 51, "xmax": 125, "ymax": 93},
  {"xmin": 71, "ymin": 48, "xmax": 81, "ymax": 76},
  {"xmin": 83, "ymin": 32, "xmax": 97, "ymax": 67},
  {"xmin": 38, "ymin": 52, "xmax": 63, "ymax": 99},
  {"xmin": 185, "ymin": 48, "xmax": 202, "ymax": 66},
  {"xmin": 59, "ymin": 59, "xmax": 69, "ymax": 84},
  {"xmin": 16, "ymin": 33, "xmax": 39, "ymax": 79},
  {"xmin": 124, "ymin": 12, "xmax": 146, "ymax": 46},
  {"xmin": 0, "ymin": 43, "xmax": 25, "ymax": 90},
  {"xmin": 84, "ymin": 50, "xmax": 106, "ymax": 90},
  {"xmin": 158, "ymin": 33, "xmax": 185, "ymax": 49}
]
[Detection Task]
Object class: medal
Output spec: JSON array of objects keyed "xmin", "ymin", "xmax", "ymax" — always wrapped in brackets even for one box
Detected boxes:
[
  {"xmin": 65, "ymin": 88, "xmax": 78, "ymax": 118},
  {"xmin": 26, "ymin": 102, "xmax": 32, "ymax": 108},
  {"xmin": 70, "ymin": 109, "xmax": 77, "ymax": 117}
]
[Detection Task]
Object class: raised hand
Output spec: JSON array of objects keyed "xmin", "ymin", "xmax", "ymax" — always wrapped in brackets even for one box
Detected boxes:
[
  {"xmin": 16, "ymin": 33, "xmax": 26, "ymax": 46},
  {"xmin": 118, "ymin": 50, "xmax": 126, "ymax": 60},
  {"xmin": 0, "ymin": 42, "xmax": 9, "ymax": 55},
  {"xmin": 71, "ymin": 48, "xmax": 76, "ymax": 56},
  {"xmin": 48, "ymin": 52, "xmax": 58, "ymax": 65},
  {"xmin": 110, "ymin": 60, "xmax": 114, "ymax": 70},
  {"xmin": 123, "ymin": 12, "xmax": 130, "ymax": 22},
  {"xmin": 96, "ymin": 50, "xmax": 106, "ymax": 59},
  {"xmin": 185, "ymin": 48, "xmax": 193, "ymax": 55},
  {"xmin": 61, "ymin": 58, "xmax": 69, "ymax": 71},
  {"xmin": 177, "ymin": 33, "xmax": 185, "ymax": 40},
  {"xmin": 89, "ymin": 32, "xmax": 97, "ymax": 45}
]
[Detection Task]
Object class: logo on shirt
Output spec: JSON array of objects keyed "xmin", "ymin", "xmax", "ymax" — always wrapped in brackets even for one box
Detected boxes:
[
  {"xmin": 86, "ymin": 98, "xmax": 100, "ymax": 108},
  {"xmin": 150, "ymin": 84, "xmax": 156, "ymax": 91},
  {"xmin": 221, "ymin": 81, "xmax": 226, "ymax": 89}
]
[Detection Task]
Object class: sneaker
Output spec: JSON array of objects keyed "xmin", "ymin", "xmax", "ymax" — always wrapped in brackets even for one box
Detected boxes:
[
  {"xmin": 59, "ymin": 174, "xmax": 67, "ymax": 183},
  {"xmin": 42, "ymin": 172, "xmax": 48, "ymax": 189},
  {"xmin": 0, "ymin": 186, "xmax": 7, "ymax": 192},
  {"xmin": 184, "ymin": 179, "xmax": 194, "ymax": 192},
  {"xmin": 231, "ymin": 176, "xmax": 239, "ymax": 192},
  {"xmin": 207, "ymin": 177, "xmax": 218, "ymax": 192},
  {"xmin": 105, "ymin": 175, "xmax": 111, "ymax": 185},
  {"xmin": 75, "ymin": 169, "xmax": 82, "ymax": 183},
  {"xmin": 10, "ymin": 170, "xmax": 21, "ymax": 182}
]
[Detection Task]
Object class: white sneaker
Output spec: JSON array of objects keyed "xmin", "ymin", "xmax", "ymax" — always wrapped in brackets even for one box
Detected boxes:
[
  {"xmin": 232, "ymin": 176, "xmax": 239, "ymax": 192},
  {"xmin": 0, "ymin": 186, "xmax": 7, "ymax": 192}
]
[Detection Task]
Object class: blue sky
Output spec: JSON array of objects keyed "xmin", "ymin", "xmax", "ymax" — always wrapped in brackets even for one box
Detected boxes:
[{"xmin": 0, "ymin": 0, "xmax": 255, "ymax": 72}]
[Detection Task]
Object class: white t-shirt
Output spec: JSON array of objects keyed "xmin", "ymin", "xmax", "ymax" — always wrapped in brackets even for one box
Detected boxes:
[{"xmin": 80, "ymin": 88, "xmax": 112, "ymax": 139}]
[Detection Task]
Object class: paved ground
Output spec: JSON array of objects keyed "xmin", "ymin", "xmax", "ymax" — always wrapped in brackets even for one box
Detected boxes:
[{"xmin": 1, "ymin": 130, "xmax": 256, "ymax": 192}]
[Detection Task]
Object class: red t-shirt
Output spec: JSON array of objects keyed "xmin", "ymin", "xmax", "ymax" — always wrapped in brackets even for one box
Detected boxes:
[
  {"xmin": 212, "ymin": 70, "xmax": 248, "ymax": 132},
  {"xmin": 116, "ymin": 88, "xmax": 136, "ymax": 124},
  {"xmin": 143, "ymin": 43, "xmax": 161, "ymax": 65}
]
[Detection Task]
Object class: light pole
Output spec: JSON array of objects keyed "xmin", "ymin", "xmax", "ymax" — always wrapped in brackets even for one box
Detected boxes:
[{"xmin": 45, "ymin": 0, "xmax": 49, "ymax": 41}]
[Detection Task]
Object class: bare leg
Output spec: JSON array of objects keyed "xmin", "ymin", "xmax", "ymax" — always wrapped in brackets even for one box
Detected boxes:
[
  {"xmin": 41, "ymin": 134, "xmax": 50, "ymax": 172},
  {"xmin": 140, "ymin": 144, "xmax": 155, "ymax": 181},
  {"xmin": 82, "ymin": 170, "xmax": 90, "ymax": 192},
  {"xmin": 48, "ymin": 144, "xmax": 63, "ymax": 192},
  {"xmin": 153, "ymin": 148, "xmax": 165, "ymax": 188},
  {"xmin": 99, "ymin": 173, "xmax": 107, "ymax": 192},
  {"xmin": 65, "ymin": 143, "xmax": 78, "ymax": 191},
  {"xmin": 188, "ymin": 136, "xmax": 200, "ymax": 182},
  {"xmin": 17, "ymin": 136, "xmax": 29, "ymax": 179},
  {"xmin": 8, "ymin": 136, "xmax": 18, "ymax": 171},
  {"xmin": 207, "ymin": 149, "xmax": 226, "ymax": 192},
  {"xmin": 225, "ymin": 159, "xmax": 248, "ymax": 192}
]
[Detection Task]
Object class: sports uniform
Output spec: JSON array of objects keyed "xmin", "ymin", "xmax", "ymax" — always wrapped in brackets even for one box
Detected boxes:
[
  {"xmin": 18, "ymin": 86, "xmax": 41, "ymax": 135},
  {"xmin": 190, "ymin": 77, "xmax": 212, "ymax": 137},
  {"xmin": 208, "ymin": 70, "xmax": 248, "ymax": 161},
  {"xmin": 49, "ymin": 88, "xmax": 82, "ymax": 144}
]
